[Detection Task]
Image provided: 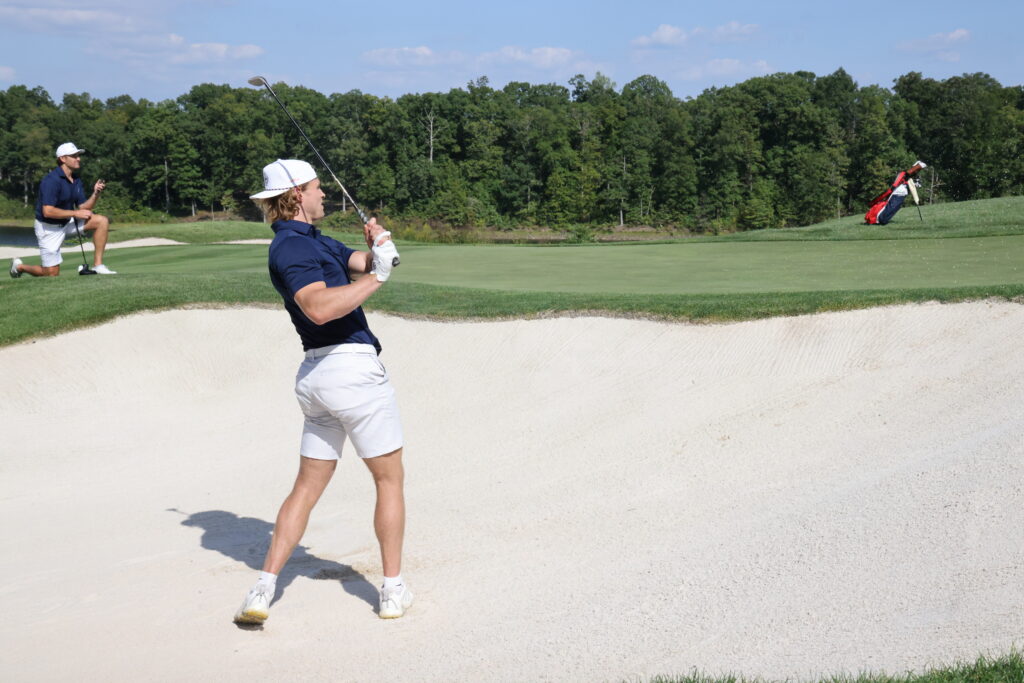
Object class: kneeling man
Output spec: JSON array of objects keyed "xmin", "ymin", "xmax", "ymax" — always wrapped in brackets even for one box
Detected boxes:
[{"xmin": 10, "ymin": 142, "xmax": 116, "ymax": 277}]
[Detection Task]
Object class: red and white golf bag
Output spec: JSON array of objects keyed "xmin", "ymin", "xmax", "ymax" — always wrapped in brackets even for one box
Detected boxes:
[{"xmin": 864, "ymin": 161, "xmax": 927, "ymax": 225}]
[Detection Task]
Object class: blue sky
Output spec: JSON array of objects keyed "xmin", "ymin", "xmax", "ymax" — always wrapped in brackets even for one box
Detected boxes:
[{"xmin": 0, "ymin": 0, "xmax": 1019, "ymax": 102}]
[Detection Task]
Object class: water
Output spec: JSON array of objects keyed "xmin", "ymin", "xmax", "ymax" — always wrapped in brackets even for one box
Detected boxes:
[{"xmin": 0, "ymin": 225, "xmax": 35, "ymax": 247}]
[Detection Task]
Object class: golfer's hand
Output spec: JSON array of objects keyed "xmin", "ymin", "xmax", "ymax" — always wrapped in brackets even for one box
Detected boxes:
[
  {"xmin": 363, "ymin": 217, "xmax": 389, "ymax": 249},
  {"xmin": 93, "ymin": 179, "xmax": 106, "ymax": 195},
  {"xmin": 371, "ymin": 236, "xmax": 400, "ymax": 282},
  {"xmin": 74, "ymin": 209, "xmax": 93, "ymax": 220}
]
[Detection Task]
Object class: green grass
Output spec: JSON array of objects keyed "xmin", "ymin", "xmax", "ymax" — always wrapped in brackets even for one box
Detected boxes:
[
  {"xmin": 0, "ymin": 219, "xmax": 366, "ymax": 246},
  {"xmin": 680, "ymin": 195, "xmax": 1024, "ymax": 243},
  {"xmin": 642, "ymin": 650, "xmax": 1024, "ymax": 683},
  {"xmin": 5, "ymin": 195, "xmax": 1022, "ymax": 247},
  {"xmin": 3, "ymin": 196, "xmax": 1024, "ymax": 347}
]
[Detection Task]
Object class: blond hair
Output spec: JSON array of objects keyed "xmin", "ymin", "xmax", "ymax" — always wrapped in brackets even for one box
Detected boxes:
[{"xmin": 255, "ymin": 182, "xmax": 311, "ymax": 223}]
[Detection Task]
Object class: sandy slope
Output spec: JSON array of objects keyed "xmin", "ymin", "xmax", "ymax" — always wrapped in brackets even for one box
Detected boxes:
[
  {"xmin": 1, "ymin": 303, "xmax": 1022, "ymax": 682},
  {"xmin": 0, "ymin": 237, "xmax": 186, "ymax": 260}
]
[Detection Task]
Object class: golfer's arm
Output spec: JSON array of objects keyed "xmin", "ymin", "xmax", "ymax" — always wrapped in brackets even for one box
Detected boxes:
[
  {"xmin": 348, "ymin": 250, "xmax": 373, "ymax": 274},
  {"xmin": 293, "ymin": 277, "xmax": 381, "ymax": 325},
  {"xmin": 41, "ymin": 205, "xmax": 79, "ymax": 220},
  {"xmin": 80, "ymin": 193, "xmax": 99, "ymax": 210}
]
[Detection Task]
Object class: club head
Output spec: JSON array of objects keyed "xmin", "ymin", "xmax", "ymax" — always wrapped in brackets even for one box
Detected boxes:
[
  {"xmin": 247, "ymin": 76, "xmax": 269, "ymax": 87},
  {"xmin": 78, "ymin": 265, "xmax": 97, "ymax": 275}
]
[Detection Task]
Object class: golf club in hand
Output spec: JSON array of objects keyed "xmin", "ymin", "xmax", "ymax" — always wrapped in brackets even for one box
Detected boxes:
[{"xmin": 247, "ymin": 76, "xmax": 399, "ymax": 267}]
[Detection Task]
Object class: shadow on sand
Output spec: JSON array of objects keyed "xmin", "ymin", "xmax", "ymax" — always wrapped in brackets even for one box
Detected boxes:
[{"xmin": 173, "ymin": 509, "xmax": 378, "ymax": 621}]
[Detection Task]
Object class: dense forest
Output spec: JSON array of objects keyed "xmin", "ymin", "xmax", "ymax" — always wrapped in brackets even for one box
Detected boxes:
[{"xmin": 1, "ymin": 69, "xmax": 1021, "ymax": 232}]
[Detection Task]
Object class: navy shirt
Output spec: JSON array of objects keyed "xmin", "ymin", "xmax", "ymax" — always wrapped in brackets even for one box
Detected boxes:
[
  {"xmin": 268, "ymin": 220, "xmax": 381, "ymax": 353},
  {"xmin": 35, "ymin": 166, "xmax": 87, "ymax": 224}
]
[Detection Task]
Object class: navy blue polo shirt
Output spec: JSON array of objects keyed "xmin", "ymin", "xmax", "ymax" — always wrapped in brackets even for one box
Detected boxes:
[
  {"xmin": 35, "ymin": 166, "xmax": 87, "ymax": 224},
  {"xmin": 268, "ymin": 220, "xmax": 381, "ymax": 353}
]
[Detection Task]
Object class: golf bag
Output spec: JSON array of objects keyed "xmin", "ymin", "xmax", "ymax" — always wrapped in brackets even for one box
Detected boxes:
[{"xmin": 864, "ymin": 161, "xmax": 927, "ymax": 225}]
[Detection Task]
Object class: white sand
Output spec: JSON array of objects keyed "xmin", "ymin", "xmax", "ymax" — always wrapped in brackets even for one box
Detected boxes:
[
  {"xmin": 0, "ymin": 237, "xmax": 185, "ymax": 260},
  {"xmin": 1, "ymin": 303, "xmax": 1022, "ymax": 681}
]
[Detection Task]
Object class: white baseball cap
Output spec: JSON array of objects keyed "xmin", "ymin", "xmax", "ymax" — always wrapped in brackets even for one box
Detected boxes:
[
  {"xmin": 55, "ymin": 142, "xmax": 85, "ymax": 157},
  {"xmin": 250, "ymin": 159, "xmax": 317, "ymax": 199}
]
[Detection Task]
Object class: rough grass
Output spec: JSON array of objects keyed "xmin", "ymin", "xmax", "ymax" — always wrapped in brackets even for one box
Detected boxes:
[{"xmin": 641, "ymin": 650, "xmax": 1024, "ymax": 683}]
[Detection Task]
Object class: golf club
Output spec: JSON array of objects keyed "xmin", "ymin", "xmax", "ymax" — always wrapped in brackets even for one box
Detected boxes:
[
  {"xmin": 73, "ymin": 212, "xmax": 96, "ymax": 275},
  {"xmin": 247, "ymin": 76, "xmax": 399, "ymax": 267}
]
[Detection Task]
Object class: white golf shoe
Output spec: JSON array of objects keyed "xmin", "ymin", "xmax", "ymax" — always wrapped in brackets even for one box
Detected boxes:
[
  {"xmin": 233, "ymin": 583, "xmax": 273, "ymax": 624},
  {"xmin": 93, "ymin": 264, "xmax": 117, "ymax": 275},
  {"xmin": 379, "ymin": 584, "xmax": 413, "ymax": 619},
  {"xmin": 10, "ymin": 258, "xmax": 22, "ymax": 278}
]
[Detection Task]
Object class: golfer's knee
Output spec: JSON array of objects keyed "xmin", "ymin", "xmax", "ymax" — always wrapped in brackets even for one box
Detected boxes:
[
  {"xmin": 87, "ymin": 214, "xmax": 109, "ymax": 231},
  {"xmin": 42, "ymin": 265, "xmax": 59, "ymax": 277},
  {"xmin": 368, "ymin": 448, "xmax": 404, "ymax": 485}
]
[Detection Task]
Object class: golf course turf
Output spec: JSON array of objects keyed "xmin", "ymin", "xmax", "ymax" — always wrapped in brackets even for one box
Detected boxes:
[{"xmin": 2, "ymin": 195, "xmax": 1024, "ymax": 347}]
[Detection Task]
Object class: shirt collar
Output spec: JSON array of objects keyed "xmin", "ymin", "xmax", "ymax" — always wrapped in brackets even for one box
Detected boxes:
[
  {"xmin": 50, "ymin": 166, "xmax": 75, "ymax": 183},
  {"xmin": 271, "ymin": 219, "xmax": 319, "ymax": 237}
]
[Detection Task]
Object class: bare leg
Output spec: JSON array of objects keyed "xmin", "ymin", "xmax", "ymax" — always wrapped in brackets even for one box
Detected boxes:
[
  {"xmin": 262, "ymin": 456, "xmax": 337, "ymax": 574},
  {"xmin": 18, "ymin": 264, "xmax": 59, "ymax": 277},
  {"xmin": 363, "ymin": 448, "xmax": 405, "ymax": 577},
  {"xmin": 84, "ymin": 214, "xmax": 109, "ymax": 266}
]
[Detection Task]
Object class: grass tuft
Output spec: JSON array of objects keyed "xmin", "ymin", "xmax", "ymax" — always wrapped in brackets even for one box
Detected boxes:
[{"xmin": 640, "ymin": 650, "xmax": 1023, "ymax": 683}]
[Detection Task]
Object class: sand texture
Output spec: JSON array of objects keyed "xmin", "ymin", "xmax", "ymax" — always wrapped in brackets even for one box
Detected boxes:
[{"xmin": 1, "ymin": 303, "xmax": 1022, "ymax": 681}]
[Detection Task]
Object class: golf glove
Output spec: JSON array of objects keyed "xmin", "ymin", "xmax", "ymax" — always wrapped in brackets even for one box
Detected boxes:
[{"xmin": 371, "ymin": 232, "xmax": 400, "ymax": 282}]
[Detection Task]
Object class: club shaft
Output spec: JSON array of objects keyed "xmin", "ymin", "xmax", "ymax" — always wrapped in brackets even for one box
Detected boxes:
[
  {"xmin": 250, "ymin": 77, "xmax": 398, "ymax": 266},
  {"xmin": 258, "ymin": 81, "xmax": 369, "ymax": 224}
]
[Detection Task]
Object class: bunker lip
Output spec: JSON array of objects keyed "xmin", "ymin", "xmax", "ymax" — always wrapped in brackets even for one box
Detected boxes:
[
  {"xmin": 0, "ymin": 237, "xmax": 186, "ymax": 260},
  {"xmin": 1, "ymin": 303, "xmax": 1021, "ymax": 681}
]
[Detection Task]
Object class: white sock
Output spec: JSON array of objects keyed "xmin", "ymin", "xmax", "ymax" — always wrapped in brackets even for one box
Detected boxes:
[
  {"xmin": 382, "ymin": 574, "xmax": 403, "ymax": 591},
  {"xmin": 257, "ymin": 571, "xmax": 278, "ymax": 587}
]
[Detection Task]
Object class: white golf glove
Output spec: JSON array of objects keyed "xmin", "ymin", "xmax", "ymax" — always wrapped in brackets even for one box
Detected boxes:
[{"xmin": 370, "ymin": 232, "xmax": 400, "ymax": 282}]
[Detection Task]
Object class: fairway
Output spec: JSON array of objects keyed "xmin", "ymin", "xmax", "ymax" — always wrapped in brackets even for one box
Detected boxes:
[{"xmin": 30, "ymin": 233, "xmax": 1024, "ymax": 294}]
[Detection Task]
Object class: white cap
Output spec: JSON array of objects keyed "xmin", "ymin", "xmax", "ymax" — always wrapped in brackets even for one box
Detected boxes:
[
  {"xmin": 250, "ymin": 159, "xmax": 317, "ymax": 199},
  {"xmin": 56, "ymin": 142, "xmax": 85, "ymax": 157}
]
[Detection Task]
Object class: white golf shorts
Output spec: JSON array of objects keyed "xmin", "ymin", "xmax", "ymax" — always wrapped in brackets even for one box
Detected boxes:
[
  {"xmin": 294, "ymin": 344, "xmax": 403, "ymax": 460},
  {"xmin": 34, "ymin": 218, "xmax": 85, "ymax": 267}
]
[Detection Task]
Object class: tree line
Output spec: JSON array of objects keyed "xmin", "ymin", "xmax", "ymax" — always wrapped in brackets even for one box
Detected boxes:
[{"xmin": 1, "ymin": 69, "xmax": 1021, "ymax": 232}]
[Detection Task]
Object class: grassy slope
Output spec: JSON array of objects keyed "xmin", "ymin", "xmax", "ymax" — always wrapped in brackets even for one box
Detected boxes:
[{"xmin": 2, "ymin": 196, "xmax": 1024, "ymax": 347}]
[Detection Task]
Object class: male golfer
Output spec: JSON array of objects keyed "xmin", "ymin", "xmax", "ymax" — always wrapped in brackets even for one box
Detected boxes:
[
  {"xmin": 9, "ymin": 142, "xmax": 116, "ymax": 278},
  {"xmin": 233, "ymin": 159, "xmax": 410, "ymax": 625}
]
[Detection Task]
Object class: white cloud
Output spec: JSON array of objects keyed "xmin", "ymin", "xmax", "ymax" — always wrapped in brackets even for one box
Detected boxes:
[
  {"xmin": 86, "ymin": 31, "xmax": 264, "ymax": 68},
  {"xmin": 480, "ymin": 46, "xmax": 575, "ymax": 69},
  {"xmin": 632, "ymin": 21, "xmax": 758, "ymax": 49},
  {"xmin": 0, "ymin": 65, "xmax": 15, "ymax": 81},
  {"xmin": 712, "ymin": 21, "xmax": 758, "ymax": 42},
  {"xmin": 169, "ymin": 41, "xmax": 264, "ymax": 64},
  {"xmin": 361, "ymin": 44, "xmax": 587, "ymax": 75},
  {"xmin": 0, "ymin": 6, "xmax": 138, "ymax": 32},
  {"xmin": 0, "ymin": 1, "xmax": 261, "ymax": 75},
  {"xmin": 361, "ymin": 46, "xmax": 465, "ymax": 68},
  {"xmin": 898, "ymin": 28, "xmax": 971, "ymax": 52},
  {"xmin": 632, "ymin": 24, "xmax": 690, "ymax": 47}
]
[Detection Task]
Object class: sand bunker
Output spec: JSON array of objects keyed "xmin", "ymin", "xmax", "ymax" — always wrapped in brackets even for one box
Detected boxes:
[
  {"xmin": 1, "ymin": 303, "xmax": 1022, "ymax": 681},
  {"xmin": 0, "ymin": 237, "xmax": 185, "ymax": 260}
]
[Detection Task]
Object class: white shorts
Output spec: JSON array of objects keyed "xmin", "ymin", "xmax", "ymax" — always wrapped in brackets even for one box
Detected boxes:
[
  {"xmin": 34, "ymin": 218, "xmax": 85, "ymax": 267},
  {"xmin": 294, "ymin": 344, "xmax": 403, "ymax": 460}
]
